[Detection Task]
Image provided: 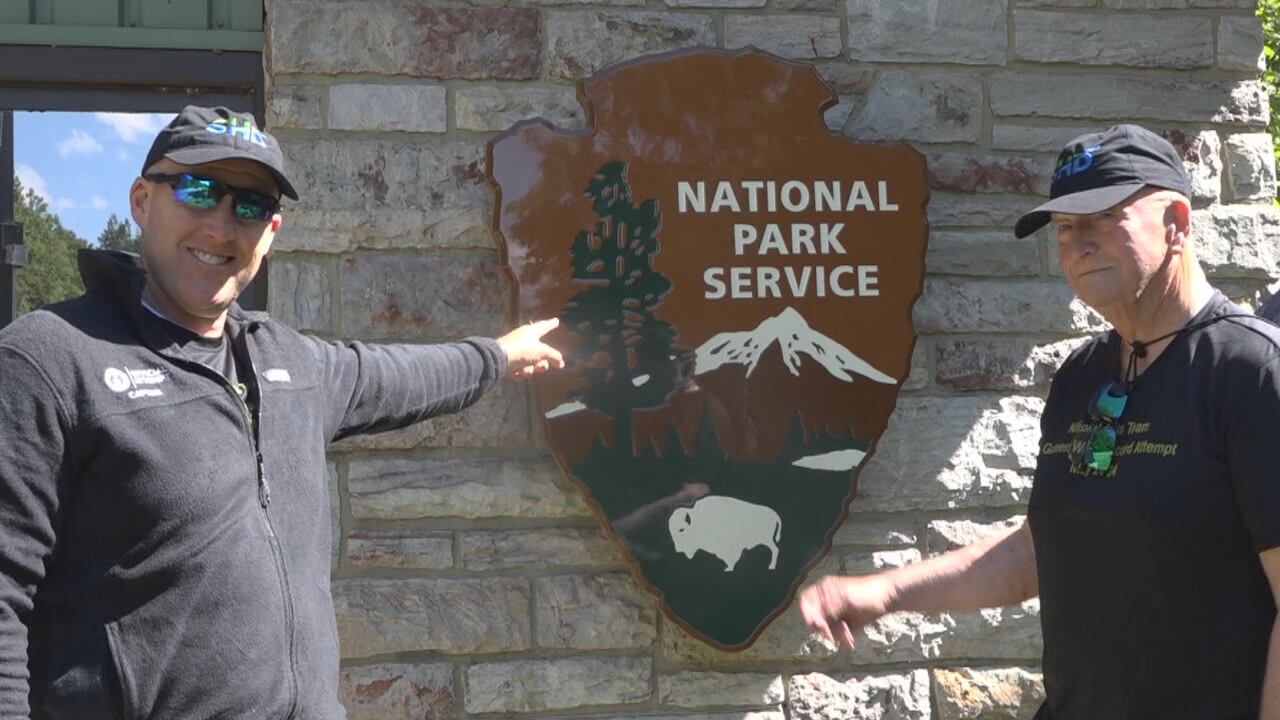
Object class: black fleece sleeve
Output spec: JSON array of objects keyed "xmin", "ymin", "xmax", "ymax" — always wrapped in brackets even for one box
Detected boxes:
[
  {"xmin": 0, "ymin": 346, "xmax": 71, "ymax": 719},
  {"xmin": 319, "ymin": 337, "xmax": 507, "ymax": 444}
]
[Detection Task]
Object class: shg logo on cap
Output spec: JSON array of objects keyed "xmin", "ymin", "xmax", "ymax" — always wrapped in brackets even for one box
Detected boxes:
[
  {"xmin": 1052, "ymin": 145, "xmax": 1103, "ymax": 183},
  {"xmin": 206, "ymin": 117, "xmax": 268, "ymax": 149}
]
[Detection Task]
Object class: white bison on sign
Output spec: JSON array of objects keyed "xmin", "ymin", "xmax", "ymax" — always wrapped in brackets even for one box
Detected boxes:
[{"xmin": 668, "ymin": 495, "xmax": 782, "ymax": 572}]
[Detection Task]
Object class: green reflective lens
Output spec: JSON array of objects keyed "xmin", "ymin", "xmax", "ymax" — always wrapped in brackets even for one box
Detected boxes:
[
  {"xmin": 1094, "ymin": 384, "xmax": 1128, "ymax": 420},
  {"xmin": 233, "ymin": 196, "xmax": 272, "ymax": 221},
  {"xmin": 1085, "ymin": 425, "xmax": 1117, "ymax": 471},
  {"xmin": 172, "ymin": 177, "xmax": 220, "ymax": 210},
  {"xmin": 148, "ymin": 173, "xmax": 279, "ymax": 223}
]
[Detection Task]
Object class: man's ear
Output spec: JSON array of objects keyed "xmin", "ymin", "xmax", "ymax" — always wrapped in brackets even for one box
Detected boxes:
[
  {"xmin": 1164, "ymin": 195, "xmax": 1192, "ymax": 252},
  {"xmin": 270, "ymin": 215, "xmax": 282, "ymax": 233},
  {"xmin": 129, "ymin": 177, "xmax": 150, "ymax": 229}
]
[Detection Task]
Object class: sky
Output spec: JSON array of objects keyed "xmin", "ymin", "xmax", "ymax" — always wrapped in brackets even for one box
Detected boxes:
[{"xmin": 13, "ymin": 111, "xmax": 174, "ymax": 243}]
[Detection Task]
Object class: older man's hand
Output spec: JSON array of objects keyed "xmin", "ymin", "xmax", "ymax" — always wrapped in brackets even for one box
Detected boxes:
[{"xmin": 497, "ymin": 318, "xmax": 566, "ymax": 378}]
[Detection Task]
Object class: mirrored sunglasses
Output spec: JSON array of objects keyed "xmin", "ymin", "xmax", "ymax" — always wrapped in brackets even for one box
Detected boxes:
[
  {"xmin": 1069, "ymin": 380, "xmax": 1130, "ymax": 473},
  {"xmin": 145, "ymin": 173, "xmax": 281, "ymax": 223}
]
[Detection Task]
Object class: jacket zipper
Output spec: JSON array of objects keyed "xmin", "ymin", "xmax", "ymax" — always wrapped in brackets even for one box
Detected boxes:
[
  {"xmin": 230, "ymin": 327, "xmax": 300, "ymax": 720},
  {"xmin": 161, "ymin": 326, "xmax": 300, "ymax": 719}
]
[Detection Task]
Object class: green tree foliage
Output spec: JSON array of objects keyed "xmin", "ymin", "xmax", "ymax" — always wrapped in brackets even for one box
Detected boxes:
[
  {"xmin": 12, "ymin": 177, "xmax": 87, "ymax": 315},
  {"xmin": 562, "ymin": 162, "xmax": 687, "ymax": 439},
  {"xmin": 97, "ymin": 212, "xmax": 140, "ymax": 254},
  {"xmin": 1260, "ymin": 0, "xmax": 1280, "ymax": 196}
]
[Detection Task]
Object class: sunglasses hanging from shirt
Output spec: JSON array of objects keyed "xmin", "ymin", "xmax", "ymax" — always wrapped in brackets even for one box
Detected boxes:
[
  {"xmin": 1071, "ymin": 312, "xmax": 1258, "ymax": 473},
  {"xmin": 146, "ymin": 173, "xmax": 281, "ymax": 223}
]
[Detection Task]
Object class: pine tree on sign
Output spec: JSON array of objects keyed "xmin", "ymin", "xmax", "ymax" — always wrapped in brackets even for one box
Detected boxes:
[{"xmin": 562, "ymin": 161, "xmax": 689, "ymax": 447}]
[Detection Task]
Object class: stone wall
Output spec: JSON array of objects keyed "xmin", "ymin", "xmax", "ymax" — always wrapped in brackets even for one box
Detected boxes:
[{"xmin": 262, "ymin": 0, "xmax": 1276, "ymax": 717}]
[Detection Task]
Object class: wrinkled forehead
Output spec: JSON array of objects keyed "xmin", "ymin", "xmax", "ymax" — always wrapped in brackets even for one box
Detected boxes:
[{"xmin": 146, "ymin": 157, "xmax": 280, "ymax": 197}]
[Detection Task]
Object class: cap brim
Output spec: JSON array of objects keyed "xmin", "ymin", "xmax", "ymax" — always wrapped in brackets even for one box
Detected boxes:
[
  {"xmin": 163, "ymin": 146, "xmax": 299, "ymax": 200},
  {"xmin": 1013, "ymin": 183, "xmax": 1146, "ymax": 238}
]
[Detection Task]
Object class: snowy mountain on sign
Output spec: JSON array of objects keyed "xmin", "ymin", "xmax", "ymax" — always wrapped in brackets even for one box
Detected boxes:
[{"xmin": 694, "ymin": 307, "xmax": 895, "ymax": 384}]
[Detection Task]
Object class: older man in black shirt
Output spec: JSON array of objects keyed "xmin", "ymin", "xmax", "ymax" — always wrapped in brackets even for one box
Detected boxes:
[{"xmin": 799, "ymin": 125, "xmax": 1280, "ymax": 719}]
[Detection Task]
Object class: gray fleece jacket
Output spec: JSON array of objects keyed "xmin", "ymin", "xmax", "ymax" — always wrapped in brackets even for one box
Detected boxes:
[{"xmin": 0, "ymin": 250, "xmax": 506, "ymax": 719}]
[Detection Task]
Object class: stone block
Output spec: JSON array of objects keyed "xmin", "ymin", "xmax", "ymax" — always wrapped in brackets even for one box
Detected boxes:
[
  {"xmin": 1162, "ymin": 129, "xmax": 1223, "ymax": 205},
  {"xmin": 1219, "ymin": 15, "xmax": 1266, "ymax": 71},
  {"xmin": 329, "ymin": 84, "xmax": 447, "ymax": 133},
  {"xmin": 669, "ymin": 0, "xmax": 764, "ymax": 6},
  {"xmin": 934, "ymin": 337, "xmax": 1089, "ymax": 391},
  {"xmin": 813, "ymin": 62, "xmax": 879, "ymax": 96},
  {"xmin": 330, "ymin": 379, "xmax": 530, "ymax": 451},
  {"xmin": 842, "ymin": 548, "xmax": 922, "ymax": 575},
  {"xmin": 334, "ymin": 578, "xmax": 531, "ymax": 657},
  {"xmin": 928, "ymin": 154, "xmax": 1051, "ymax": 196},
  {"xmin": 465, "ymin": 657, "xmax": 651, "ymax": 713},
  {"xmin": 546, "ymin": 11, "xmax": 716, "ymax": 82},
  {"xmin": 268, "ymin": 255, "xmax": 332, "ymax": 333},
  {"xmin": 773, "ymin": 0, "xmax": 835, "ymax": 9},
  {"xmin": 535, "ymin": 573, "xmax": 658, "ymax": 649},
  {"xmin": 276, "ymin": 138, "xmax": 493, "ymax": 253},
  {"xmin": 1014, "ymin": 11, "xmax": 1212, "ymax": 68},
  {"xmin": 267, "ymin": 85, "xmax": 323, "ymax": 130},
  {"xmin": 339, "ymin": 251, "xmax": 506, "ymax": 340},
  {"xmin": 788, "ymin": 671, "xmax": 931, "ymax": 720},
  {"xmin": 854, "ymin": 396, "xmax": 1045, "ymax": 513},
  {"xmin": 462, "ymin": 527, "xmax": 622, "ymax": 570},
  {"xmin": 847, "ymin": 0, "xmax": 1008, "ymax": 65},
  {"xmin": 725, "ymin": 15, "xmax": 842, "ymax": 58},
  {"xmin": 825, "ymin": 100, "xmax": 856, "ymax": 132},
  {"xmin": 990, "ymin": 73, "xmax": 1267, "ymax": 126},
  {"xmin": 455, "ymin": 86, "xmax": 585, "ymax": 132},
  {"xmin": 914, "ymin": 279, "xmax": 1106, "ymax": 334},
  {"xmin": 339, "ymin": 663, "xmax": 455, "ymax": 720},
  {"xmin": 842, "ymin": 71, "xmax": 984, "ymax": 143},
  {"xmin": 659, "ymin": 671, "xmax": 784, "ymax": 707},
  {"xmin": 927, "ymin": 193, "xmax": 1041, "ymax": 228},
  {"xmin": 270, "ymin": 2, "xmax": 540, "ymax": 79},
  {"xmin": 903, "ymin": 340, "xmax": 931, "ymax": 391},
  {"xmin": 345, "ymin": 530, "xmax": 454, "ymax": 570},
  {"xmin": 937, "ymin": 600, "xmax": 1043, "ymax": 660},
  {"xmin": 991, "ymin": 125, "xmax": 1089, "ymax": 153},
  {"xmin": 927, "ymin": 516, "xmax": 1026, "ymax": 554},
  {"xmin": 926, "ymin": 231, "xmax": 1042, "ymax": 277},
  {"xmin": 933, "ymin": 667, "xmax": 1045, "ymax": 720},
  {"xmin": 831, "ymin": 515, "xmax": 920, "ymax": 548},
  {"xmin": 1224, "ymin": 133, "xmax": 1277, "ymax": 201},
  {"xmin": 345, "ymin": 455, "xmax": 590, "ymax": 520},
  {"xmin": 1193, "ymin": 203, "xmax": 1280, "ymax": 278}
]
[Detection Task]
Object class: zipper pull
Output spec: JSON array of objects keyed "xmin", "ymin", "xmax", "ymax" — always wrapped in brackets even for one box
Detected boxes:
[{"xmin": 257, "ymin": 454, "xmax": 271, "ymax": 507}]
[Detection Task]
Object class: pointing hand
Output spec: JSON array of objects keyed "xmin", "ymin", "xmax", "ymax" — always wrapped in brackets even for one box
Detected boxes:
[{"xmin": 497, "ymin": 318, "xmax": 566, "ymax": 378}]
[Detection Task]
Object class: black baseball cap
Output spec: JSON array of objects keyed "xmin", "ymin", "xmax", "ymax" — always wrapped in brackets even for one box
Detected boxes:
[
  {"xmin": 142, "ymin": 105, "xmax": 299, "ymax": 200},
  {"xmin": 1014, "ymin": 124, "xmax": 1191, "ymax": 239}
]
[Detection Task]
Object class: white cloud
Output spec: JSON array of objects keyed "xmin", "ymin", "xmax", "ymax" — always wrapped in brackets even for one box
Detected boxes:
[
  {"xmin": 91, "ymin": 195, "xmax": 109, "ymax": 210},
  {"xmin": 117, "ymin": 148, "xmax": 131, "ymax": 162},
  {"xmin": 94, "ymin": 112, "xmax": 173, "ymax": 143},
  {"xmin": 56, "ymin": 130, "xmax": 103, "ymax": 159},
  {"xmin": 15, "ymin": 163, "xmax": 51, "ymax": 204},
  {"xmin": 54, "ymin": 198, "xmax": 76, "ymax": 212}
]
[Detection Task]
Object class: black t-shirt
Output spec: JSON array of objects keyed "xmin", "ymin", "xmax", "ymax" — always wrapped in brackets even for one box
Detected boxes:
[
  {"xmin": 1029, "ymin": 292, "xmax": 1280, "ymax": 720},
  {"xmin": 141, "ymin": 305, "xmax": 241, "ymax": 392}
]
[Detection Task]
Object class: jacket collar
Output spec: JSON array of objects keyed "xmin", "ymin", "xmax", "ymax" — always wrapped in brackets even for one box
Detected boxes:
[{"xmin": 77, "ymin": 249, "xmax": 268, "ymax": 353}]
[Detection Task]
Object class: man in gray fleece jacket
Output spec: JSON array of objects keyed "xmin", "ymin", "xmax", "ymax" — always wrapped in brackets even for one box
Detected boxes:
[{"xmin": 0, "ymin": 106, "xmax": 563, "ymax": 719}]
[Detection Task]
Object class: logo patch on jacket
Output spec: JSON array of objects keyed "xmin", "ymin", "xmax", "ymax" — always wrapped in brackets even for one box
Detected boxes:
[
  {"xmin": 263, "ymin": 368, "xmax": 292, "ymax": 383},
  {"xmin": 104, "ymin": 366, "xmax": 168, "ymax": 399}
]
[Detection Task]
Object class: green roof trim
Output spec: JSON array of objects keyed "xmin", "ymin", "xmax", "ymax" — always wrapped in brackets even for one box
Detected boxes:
[{"xmin": 0, "ymin": 24, "xmax": 261, "ymax": 51}]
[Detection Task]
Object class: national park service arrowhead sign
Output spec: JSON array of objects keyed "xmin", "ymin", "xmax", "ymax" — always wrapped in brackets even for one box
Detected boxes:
[{"xmin": 486, "ymin": 48, "xmax": 928, "ymax": 649}]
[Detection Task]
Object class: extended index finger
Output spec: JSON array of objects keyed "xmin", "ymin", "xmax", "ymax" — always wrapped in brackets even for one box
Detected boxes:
[{"xmin": 529, "ymin": 317, "xmax": 560, "ymax": 337}]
